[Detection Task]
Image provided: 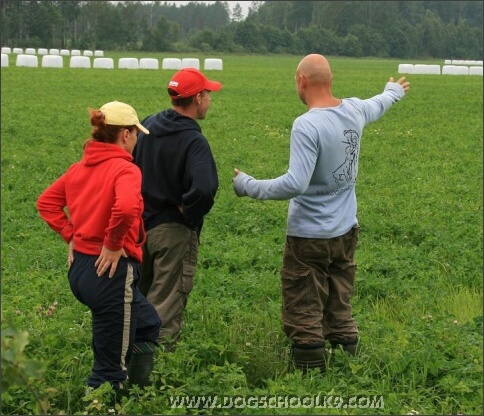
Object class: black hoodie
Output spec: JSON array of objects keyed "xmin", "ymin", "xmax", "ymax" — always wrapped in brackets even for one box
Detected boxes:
[{"xmin": 134, "ymin": 108, "xmax": 218, "ymax": 234}]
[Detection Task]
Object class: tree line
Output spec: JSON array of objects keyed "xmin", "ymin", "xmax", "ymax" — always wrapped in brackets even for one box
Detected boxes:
[{"xmin": 1, "ymin": 1, "xmax": 482, "ymax": 59}]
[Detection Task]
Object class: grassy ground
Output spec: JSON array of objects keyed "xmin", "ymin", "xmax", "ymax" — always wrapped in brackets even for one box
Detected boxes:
[{"xmin": 1, "ymin": 54, "xmax": 482, "ymax": 415}]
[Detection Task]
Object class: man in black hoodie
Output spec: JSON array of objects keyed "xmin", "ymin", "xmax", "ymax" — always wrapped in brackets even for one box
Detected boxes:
[{"xmin": 134, "ymin": 68, "xmax": 222, "ymax": 351}]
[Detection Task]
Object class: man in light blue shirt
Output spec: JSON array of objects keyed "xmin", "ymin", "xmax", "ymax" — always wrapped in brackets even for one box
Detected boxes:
[{"xmin": 233, "ymin": 54, "xmax": 410, "ymax": 373}]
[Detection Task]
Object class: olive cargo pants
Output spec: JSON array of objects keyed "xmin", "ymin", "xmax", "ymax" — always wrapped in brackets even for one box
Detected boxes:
[
  {"xmin": 281, "ymin": 226, "xmax": 360, "ymax": 346},
  {"xmin": 138, "ymin": 223, "xmax": 199, "ymax": 348}
]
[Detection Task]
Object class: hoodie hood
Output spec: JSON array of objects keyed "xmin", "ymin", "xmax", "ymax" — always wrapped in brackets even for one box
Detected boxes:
[
  {"xmin": 140, "ymin": 108, "xmax": 201, "ymax": 138},
  {"xmin": 83, "ymin": 140, "xmax": 133, "ymax": 167}
]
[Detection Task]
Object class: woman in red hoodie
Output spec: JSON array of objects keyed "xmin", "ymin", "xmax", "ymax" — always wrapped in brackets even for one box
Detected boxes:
[{"xmin": 37, "ymin": 101, "xmax": 160, "ymax": 391}]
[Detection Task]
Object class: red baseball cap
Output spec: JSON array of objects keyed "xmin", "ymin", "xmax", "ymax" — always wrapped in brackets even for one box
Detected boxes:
[{"xmin": 168, "ymin": 68, "xmax": 222, "ymax": 99}]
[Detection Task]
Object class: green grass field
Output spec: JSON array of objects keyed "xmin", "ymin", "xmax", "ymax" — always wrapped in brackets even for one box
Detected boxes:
[{"xmin": 1, "ymin": 53, "xmax": 482, "ymax": 415}]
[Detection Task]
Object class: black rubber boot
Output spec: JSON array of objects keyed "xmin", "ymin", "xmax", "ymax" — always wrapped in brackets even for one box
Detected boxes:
[
  {"xmin": 330, "ymin": 337, "xmax": 359, "ymax": 355},
  {"xmin": 127, "ymin": 341, "xmax": 157, "ymax": 388},
  {"xmin": 291, "ymin": 342, "xmax": 327, "ymax": 374}
]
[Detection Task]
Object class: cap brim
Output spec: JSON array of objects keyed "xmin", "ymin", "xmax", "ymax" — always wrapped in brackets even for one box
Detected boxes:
[
  {"xmin": 206, "ymin": 80, "xmax": 222, "ymax": 92},
  {"xmin": 137, "ymin": 123, "xmax": 150, "ymax": 135}
]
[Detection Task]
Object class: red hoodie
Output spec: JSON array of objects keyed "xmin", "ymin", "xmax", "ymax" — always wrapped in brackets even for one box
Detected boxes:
[{"xmin": 37, "ymin": 141, "xmax": 145, "ymax": 262}]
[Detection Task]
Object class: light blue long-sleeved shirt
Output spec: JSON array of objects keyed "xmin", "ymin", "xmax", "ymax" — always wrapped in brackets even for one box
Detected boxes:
[{"xmin": 233, "ymin": 81, "xmax": 406, "ymax": 239}]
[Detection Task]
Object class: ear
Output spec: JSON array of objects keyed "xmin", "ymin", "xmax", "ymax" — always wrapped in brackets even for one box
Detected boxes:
[
  {"xmin": 299, "ymin": 73, "xmax": 307, "ymax": 88},
  {"xmin": 121, "ymin": 128, "xmax": 130, "ymax": 144}
]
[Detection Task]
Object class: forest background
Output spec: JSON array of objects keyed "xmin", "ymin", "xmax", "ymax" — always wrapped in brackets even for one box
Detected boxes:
[{"xmin": 1, "ymin": 0, "xmax": 483, "ymax": 59}]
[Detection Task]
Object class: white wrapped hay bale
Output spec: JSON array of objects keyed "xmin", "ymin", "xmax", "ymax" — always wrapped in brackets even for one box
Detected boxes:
[
  {"xmin": 93, "ymin": 58, "xmax": 114, "ymax": 69},
  {"xmin": 426, "ymin": 65, "xmax": 440, "ymax": 74},
  {"xmin": 42, "ymin": 55, "xmax": 63, "ymax": 68},
  {"xmin": 70, "ymin": 56, "xmax": 91, "ymax": 68},
  {"xmin": 13, "ymin": 48, "xmax": 23, "ymax": 54},
  {"xmin": 413, "ymin": 64, "xmax": 440, "ymax": 75},
  {"xmin": 49, "ymin": 49, "xmax": 59, "ymax": 55},
  {"xmin": 412, "ymin": 64, "xmax": 427, "ymax": 74},
  {"xmin": 118, "ymin": 58, "xmax": 139, "ymax": 69},
  {"xmin": 442, "ymin": 65, "xmax": 469, "ymax": 75},
  {"xmin": 204, "ymin": 58, "xmax": 223, "ymax": 70},
  {"xmin": 60, "ymin": 49, "xmax": 70, "ymax": 56},
  {"xmin": 181, "ymin": 58, "xmax": 200, "ymax": 69},
  {"xmin": 71, "ymin": 49, "xmax": 81, "ymax": 56},
  {"xmin": 1, "ymin": 47, "xmax": 11, "ymax": 54},
  {"xmin": 140, "ymin": 58, "xmax": 159, "ymax": 70},
  {"xmin": 25, "ymin": 48, "xmax": 36, "ymax": 55},
  {"xmin": 442, "ymin": 65, "xmax": 456, "ymax": 75},
  {"xmin": 453, "ymin": 66, "xmax": 468, "ymax": 75},
  {"xmin": 469, "ymin": 66, "xmax": 483, "ymax": 76},
  {"xmin": 398, "ymin": 63, "xmax": 414, "ymax": 74},
  {"xmin": 37, "ymin": 48, "xmax": 48, "ymax": 55},
  {"xmin": 16, "ymin": 54, "xmax": 38, "ymax": 67},
  {"xmin": 1, "ymin": 53, "xmax": 9, "ymax": 67},
  {"xmin": 94, "ymin": 50, "xmax": 104, "ymax": 57},
  {"xmin": 162, "ymin": 58, "xmax": 182, "ymax": 70},
  {"xmin": 83, "ymin": 50, "xmax": 93, "ymax": 56}
]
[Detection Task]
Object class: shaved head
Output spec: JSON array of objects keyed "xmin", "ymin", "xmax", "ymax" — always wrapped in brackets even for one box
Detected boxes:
[
  {"xmin": 296, "ymin": 54, "xmax": 333, "ymax": 85},
  {"xmin": 294, "ymin": 54, "xmax": 340, "ymax": 108}
]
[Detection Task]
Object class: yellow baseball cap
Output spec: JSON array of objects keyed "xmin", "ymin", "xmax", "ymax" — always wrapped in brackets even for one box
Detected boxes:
[{"xmin": 100, "ymin": 101, "xmax": 149, "ymax": 135}]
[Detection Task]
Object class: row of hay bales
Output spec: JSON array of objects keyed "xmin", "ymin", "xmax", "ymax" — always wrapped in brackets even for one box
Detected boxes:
[
  {"xmin": 1, "ymin": 47, "xmax": 104, "ymax": 57},
  {"xmin": 1, "ymin": 55, "xmax": 223, "ymax": 70},
  {"xmin": 444, "ymin": 59, "xmax": 483, "ymax": 66},
  {"xmin": 398, "ymin": 63, "xmax": 482, "ymax": 76}
]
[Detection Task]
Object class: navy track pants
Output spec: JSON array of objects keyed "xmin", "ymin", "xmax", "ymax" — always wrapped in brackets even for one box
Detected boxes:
[{"xmin": 68, "ymin": 251, "xmax": 161, "ymax": 388}]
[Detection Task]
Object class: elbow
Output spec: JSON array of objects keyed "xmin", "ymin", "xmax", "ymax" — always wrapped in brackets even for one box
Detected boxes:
[
  {"xmin": 116, "ymin": 201, "xmax": 141, "ymax": 222},
  {"xmin": 193, "ymin": 186, "xmax": 217, "ymax": 205},
  {"xmin": 200, "ymin": 187, "xmax": 217, "ymax": 202},
  {"xmin": 294, "ymin": 183, "xmax": 308, "ymax": 195},
  {"xmin": 196, "ymin": 190, "xmax": 216, "ymax": 212},
  {"xmin": 183, "ymin": 189, "xmax": 215, "ymax": 218},
  {"xmin": 36, "ymin": 197, "xmax": 46, "ymax": 215},
  {"xmin": 281, "ymin": 172, "xmax": 309, "ymax": 197},
  {"xmin": 285, "ymin": 181, "xmax": 308, "ymax": 197}
]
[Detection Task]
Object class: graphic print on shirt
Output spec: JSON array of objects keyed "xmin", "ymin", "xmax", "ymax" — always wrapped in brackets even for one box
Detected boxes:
[{"xmin": 332, "ymin": 129, "xmax": 360, "ymax": 185}]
